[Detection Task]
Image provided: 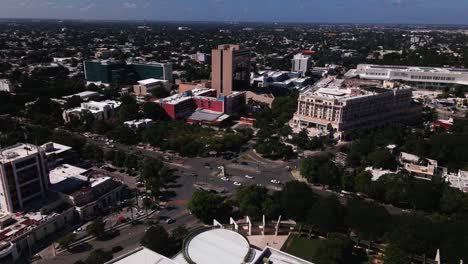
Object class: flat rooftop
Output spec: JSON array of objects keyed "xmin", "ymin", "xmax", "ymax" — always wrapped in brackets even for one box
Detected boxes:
[
  {"xmin": 63, "ymin": 91, "xmax": 99, "ymax": 99},
  {"xmin": 137, "ymin": 78, "xmax": 168, "ymax": 85},
  {"xmin": 49, "ymin": 164, "xmax": 89, "ymax": 194},
  {"xmin": 105, "ymin": 247, "xmax": 177, "ymax": 264},
  {"xmin": 188, "ymin": 109, "xmax": 230, "ymax": 123},
  {"xmin": 41, "ymin": 142, "xmax": 73, "ymax": 156},
  {"xmin": 358, "ymin": 64, "xmax": 468, "ymax": 75},
  {"xmin": 0, "ymin": 143, "xmax": 40, "ymax": 164},
  {"xmin": 300, "ymin": 77, "xmax": 409, "ymax": 101}
]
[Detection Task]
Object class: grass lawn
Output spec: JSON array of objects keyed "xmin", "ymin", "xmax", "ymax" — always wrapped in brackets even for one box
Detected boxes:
[{"xmin": 281, "ymin": 234, "xmax": 321, "ymax": 262}]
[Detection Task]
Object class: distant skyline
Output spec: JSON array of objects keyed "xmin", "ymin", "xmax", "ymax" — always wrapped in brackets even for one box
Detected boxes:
[{"xmin": 1, "ymin": 0, "xmax": 468, "ymax": 25}]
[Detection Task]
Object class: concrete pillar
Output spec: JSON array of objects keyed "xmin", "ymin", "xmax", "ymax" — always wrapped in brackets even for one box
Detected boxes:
[
  {"xmin": 213, "ymin": 219, "xmax": 223, "ymax": 228},
  {"xmin": 262, "ymin": 215, "xmax": 266, "ymax": 236},
  {"xmin": 275, "ymin": 215, "xmax": 282, "ymax": 236},
  {"xmin": 230, "ymin": 217, "xmax": 238, "ymax": 231},
  {"xmin": 246, "ymin": 216, "xmax": 252, "ymax": 236}
]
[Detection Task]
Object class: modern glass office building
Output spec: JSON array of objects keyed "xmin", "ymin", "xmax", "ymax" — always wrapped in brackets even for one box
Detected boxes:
[{"xmin": 84, "ymin": 60, "xmax": 172, "ymax": 85}]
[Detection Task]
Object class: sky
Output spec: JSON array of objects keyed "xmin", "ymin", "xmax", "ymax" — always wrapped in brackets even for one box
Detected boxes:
[{"xmin": 1, "ymin": 0, "xmax": 468, "ymax": 25}]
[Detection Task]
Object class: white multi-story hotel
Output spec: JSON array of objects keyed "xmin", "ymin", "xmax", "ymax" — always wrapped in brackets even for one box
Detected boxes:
[
  {"xmin": 291, "ymin": 53, "xmax": 312, "ymax": 76},
  {"xmin": 346, "ymin": 64, "xmax": 468, "ymax": 89},
  {"xmin": 290, "ymin": 78, "xmax": 421, "ymax": 137},
  {"xmin": 0, "ymin": 144, "xmax": 49, "ymax": 213}
]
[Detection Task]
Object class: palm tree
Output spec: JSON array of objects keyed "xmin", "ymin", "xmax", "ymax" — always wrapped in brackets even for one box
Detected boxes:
[{"xmin": 126, "ymin": 199, "xmax": 136, "ymax": 224}]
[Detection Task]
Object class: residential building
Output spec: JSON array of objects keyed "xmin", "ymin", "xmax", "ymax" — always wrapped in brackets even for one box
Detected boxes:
[
  {"xmin": 0, "ymin": 202, "xmax": 76, "ymax": 264},
  {"xmin": 177, "ymin": 80, "xmax": 211, "ymax": 93},
  {"xmin": 95, "ymin": 48, "xmax": 116, "ymax": 59},
  {"xmin": 191, "ymin": 52, "xmax": 211, "ymax": 64},
  {"xmin": 133, "ymin": 78, "xmax": 170, "ymax": 97},
  {"xmin": 40, "ymin": 142, "xmax": 78, "ymax": 169},
  {"xmin": 251, "ymin": 71, "xmax": 311, "ymax": 90},
  {"xmin": 0, "ymin": 144, "xmax": 49, "ymax": 213},
  {"xmin": 62, "ymin": 91, "xmax": 100, "ymax": 101},
  {"xmin": 346, "ymin": 64, "xmax": 468, "ymax": 89},
  {"xmin": 245, "ymin": 91, "xmax": 275, "ymax": 108},
  {"xmin": 291, "ymin": 53, "xmax": 312, "ymax": 75},
  {"xmin": 124, "ymin": 119, "xmax": 154, "ymax": 129},
  {"xmin": 399, "ymin": 152, "xmax": 438, "ymax": 180},
  {"xmin": 212, "ymin": 44, "xmax": 251, "ymax": 96},
  {"xmin": 0, "ymin": 79, "xmax": 14, "ymax": 93},
  {"xmin": 49, "ymin": 165, "xmax": 124, "ymax": 221},
  {"xmin": 155, "ymin": 88, "xmax": 245, "ymax": 123},
  {"xmin": 444, "ymin": 170, "xmax": 468, "ymax": 193},
  {"xmin": 84, "ymin": 60, "xmax": 172, "ymax": 86},
  {"xmin": 62, "ymin": 100, "xmax": 121, "ymax": 123},
  {"xmin": 290, "ymin": 78, "xmax": 421, "ymax": 137}
]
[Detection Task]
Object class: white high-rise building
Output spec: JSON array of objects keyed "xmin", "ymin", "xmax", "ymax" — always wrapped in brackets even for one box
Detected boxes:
[
  {"xmin": 0, "ymin": 144, "xmax": 49, "ymax": 213},
  {"xmin": 291, "ymin": 53, "xmax": 312, "ymax": 75}
]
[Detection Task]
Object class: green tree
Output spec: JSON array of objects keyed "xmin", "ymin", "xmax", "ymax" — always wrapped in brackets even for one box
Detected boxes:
[
  {"xmin": 141, "ymin": 225, "xmax": 174, "ymax": 256},
  {"xmin": 366, "ymin": 149, "xmax": 397, "ymax": 170},
  {"xmin": 58, "ymin": 233, "xmax": 76, "ymax": 250},
  {"xmin": 311, "ymin": 233, "xmax": 353, "ymax": 264},
  {"xmin": 307, "ymin": 196, "xmax": 344, "ymax": 235},
  {"xmin": 118, "ymin": 96, "xmax": 139, "ymax": 122},
  {"xmin": 188, "ymin": 190, "xmax": 232, "ymax": 224},
  {"xmin": 301, "ymin": 155, "xmax": 341, "ymax": 186},
  {"xmin": 384, "ymin": 245, "xmax": 409, "ymax": 264},
  {"xmin": 345, "ymin": 199, "xmax": 389, "ymax": 241},
  {"xmin": 140, "ymin": 158, "xmax": 167, "ymax": 196},
  {"xmin": 279, "ymin": 181, "xmax": 316, "ymax": 221},
  {"xmin": 86, "ymin": 217, "xmax": 106, "ymax": 239},
  {"xmin": 143, "ymin": 102, "xmax": 169, "ymax": 121},
  {"xmin": 235, "ymin": 185, "xmax": 269, "ymax": 220},
  {"xmin": 84, "ymin": 249, "xmax": 113, "ymax": 264},
  {"xmin": 106, "ymin": 125, "xmax": 137, "ymax": 145},
  {"xmin": 354, "ymin": 170, "xmax": 373, "ymax": 194}
]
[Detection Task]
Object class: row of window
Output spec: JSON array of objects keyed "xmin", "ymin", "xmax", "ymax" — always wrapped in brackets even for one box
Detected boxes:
[
  {"xmin": 366, "ymin": 71, "xmax": 387, "ymax": 76},
  {"xmin": 410, "ymin": 75, "xmax": 456, "ymax": 81}
]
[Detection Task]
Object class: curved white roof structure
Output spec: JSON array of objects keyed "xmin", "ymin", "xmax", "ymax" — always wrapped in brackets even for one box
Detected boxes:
[{"xmin": 185, "ymin": 228, "xmax": 250, "ymax": 264}]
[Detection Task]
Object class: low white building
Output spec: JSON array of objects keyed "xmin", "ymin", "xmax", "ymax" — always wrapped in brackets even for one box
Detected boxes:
[
  {"xmin": 0, "ymin": 79, "xmax": 14, "ymax": 93},
  {"xmin": 62, "ymin": 91, "xmax": 100, "ymax": 101},
  {"xmin": 133, "ymin": 78, "xmax": 171, "ymax": 96},
  {"xmin": 50, "ymin": 165, "xmax": 124, "ymax": 221},
  {"xmin": 124, "ymin": 119, "xmax": 154, "ymax": 129},
  {"xmin": 346, "ymin": 64, "xmax": 468, "ymax": 89},
  {"xmin": 399, "ymin": 152, "xmax": 438, "ymax": 180},
  {"xmin": 63, "ymin": 100, "xmax": 121, "ymax": 123},
  {"xmin": 444, "ymin": 170, "xmax": 468, "ymax": 193}
]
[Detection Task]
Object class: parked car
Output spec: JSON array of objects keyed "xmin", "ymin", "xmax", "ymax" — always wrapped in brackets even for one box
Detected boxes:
[
  {"xmin": 245, "ymin": 175, "xmax": 254, "ymax": 179},
  {"xmin": 233, "ymin": 181, "xmax": 242, "ymax": 186}
]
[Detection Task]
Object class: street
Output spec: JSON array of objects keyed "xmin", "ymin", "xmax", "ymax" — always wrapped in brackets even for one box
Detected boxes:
[{"xmin": 37, "ymin": 132, "xmax": 415, "ymax": 263}]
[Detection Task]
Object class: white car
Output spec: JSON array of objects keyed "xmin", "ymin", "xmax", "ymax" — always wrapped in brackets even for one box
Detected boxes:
[
  {"xmin": 270, "ymin": 179, "xmax": 281, "ymax": 184},
  {"xmin": 221, "ymin": 177, "xmax": 229, "ymax": 181},
  {"xmin": 245, "ymin": 175, "xmax": 254, "ymax": 179},
  {"xmin": 233, "ymin": 181, "xmax": 242, "ymax": 186}
]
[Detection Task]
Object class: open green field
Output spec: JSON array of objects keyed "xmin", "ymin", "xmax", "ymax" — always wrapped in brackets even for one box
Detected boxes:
[{"xmin": 281, "ymin": 234, "xmax": 321, "ymax": 262}]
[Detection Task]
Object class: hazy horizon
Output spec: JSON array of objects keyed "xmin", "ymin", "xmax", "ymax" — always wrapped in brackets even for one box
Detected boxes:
[{"xmin": 1, "ymin": 0, "xmax": 468, "ymax": 25}]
